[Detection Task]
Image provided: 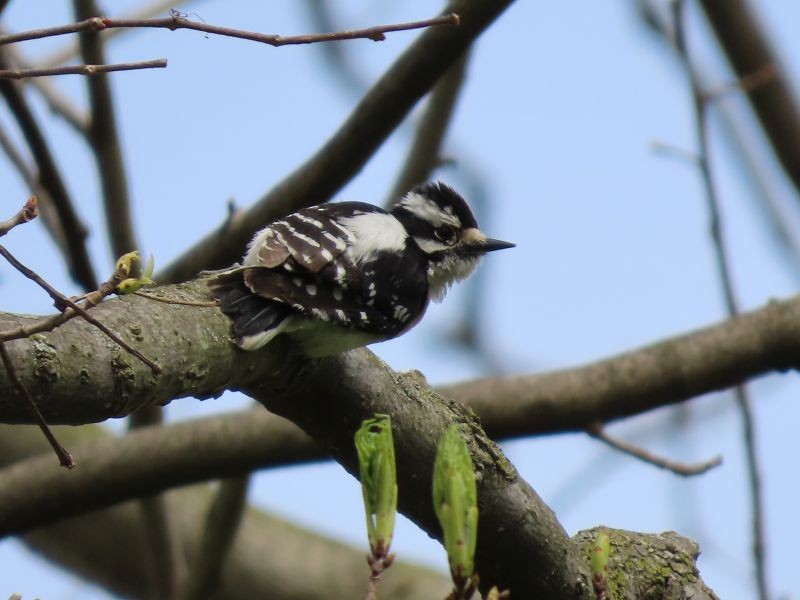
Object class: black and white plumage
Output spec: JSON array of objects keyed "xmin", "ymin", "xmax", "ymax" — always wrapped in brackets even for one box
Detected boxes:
[{"xmin": 208, "ymin": 182, "xmax": 514, "ymax": 356}]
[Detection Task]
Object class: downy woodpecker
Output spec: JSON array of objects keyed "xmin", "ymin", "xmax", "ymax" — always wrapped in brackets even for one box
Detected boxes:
[{"xmin": 208, "ymin": 182, "xmax": 514, "ymax": 356}]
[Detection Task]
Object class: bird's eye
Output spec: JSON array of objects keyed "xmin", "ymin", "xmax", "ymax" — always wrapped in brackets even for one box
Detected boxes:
[{"xmin": 434, "ymin": 226, "xmax": 457, "ymax": 244}]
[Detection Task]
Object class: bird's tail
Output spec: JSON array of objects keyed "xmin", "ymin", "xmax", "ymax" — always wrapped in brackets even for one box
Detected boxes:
[{"xmin": 208, "ymin": 269, "xmax": 291, "ymax": 350}]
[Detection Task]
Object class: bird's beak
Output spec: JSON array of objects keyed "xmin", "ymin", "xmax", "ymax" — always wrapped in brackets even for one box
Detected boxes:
[
  {"xmin": 460, "ymin": 228, "xmax": 516, "ymax": 254},
  {"xmin": 481, "ymin": 237, "xmax": 516, "ymax": 252}
]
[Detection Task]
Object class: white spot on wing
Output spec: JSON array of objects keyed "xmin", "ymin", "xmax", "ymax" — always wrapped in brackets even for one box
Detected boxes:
[
  {"xmin": 335, "ymin": 263, "xmax": 347, "ymax": 284},
  {"xmin": 333, "ymin": 287, "xmax": 343, "ymax": 301},
  {"xmin": 306, "ymin": 283, "xmax": 317, "ymax": 296}
]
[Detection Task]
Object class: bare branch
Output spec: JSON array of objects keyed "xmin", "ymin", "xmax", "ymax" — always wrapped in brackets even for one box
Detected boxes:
[
  {"xmin": 0, "ymin": 58, "xmax": 166, "ymax": 79},
  {"xmin": 586, "ymin": 423, "xmax": 721, "ymax": 477},
  {"xmin": 0, "ymin": 12, "xmax": 460, "ymax": 48},
  {"xmin": 0, "ymin": 342, "xmax": 73, "ymax": 468},
  {"xmin": 38, "ymin": 0, "xmax": 194, "ymax": 68},
  {"xmin": 0, "ymin": 196, "xmax": 38, "ymax": 236}
]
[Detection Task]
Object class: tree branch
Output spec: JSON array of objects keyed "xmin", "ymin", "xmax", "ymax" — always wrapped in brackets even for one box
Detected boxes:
[
  {"xmin": 0, "ymin": 196, "xmax": 38, "ymax": 236},
  {"xmin": 0, "ymin": 58, "xmax": 166, "ymax": 79},
  {"xmin": 0, "ymin": 421, "xmax": 449, "ymax": 600},
  {"xmin": 0, "ymin": 12, "xmax": 460, "ymax": 48},
  {"xmin": 0, "ymin": 275, "xmax": 799, "ymax": 433},
  {"xmin": 698, "ymin": 0, "xmax": 800, "ymax": 199},
  {"xmin": 246, "ymin": 355, "xmax": 593, "ymax": 599},
  {"xmin": 0, "ymin": 409, "xmax": 319, "ymax": 536}
]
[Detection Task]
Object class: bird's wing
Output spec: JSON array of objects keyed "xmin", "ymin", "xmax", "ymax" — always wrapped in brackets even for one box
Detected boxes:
[{"xmin": 227, "ymin": 202, "xmax": 408, "ymax": 336}]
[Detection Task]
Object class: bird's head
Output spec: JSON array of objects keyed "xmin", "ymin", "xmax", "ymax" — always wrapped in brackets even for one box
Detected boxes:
[{"xmin": 390, "ymin": 182, "xmax": 515, "ymax": 302}]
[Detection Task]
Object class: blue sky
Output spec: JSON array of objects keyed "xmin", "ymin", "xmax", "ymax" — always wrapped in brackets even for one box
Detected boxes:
[{"xmin": 1, "ymin": 1, "xmax": 799, "ymax": 598}]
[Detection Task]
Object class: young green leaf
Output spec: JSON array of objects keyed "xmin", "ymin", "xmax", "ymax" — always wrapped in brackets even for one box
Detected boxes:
[
  {"xmin": 433, "ymin": 425, "xmax": 478, "ymax": 584},
  {"xmin": 355, "ymin": 414, "xmax": 397, "ymax": 556}
]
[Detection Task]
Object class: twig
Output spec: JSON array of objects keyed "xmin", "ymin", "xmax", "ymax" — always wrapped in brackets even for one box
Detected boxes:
[
  {"xmin": 0, "ymin": 307, "xmax": 82, "ymax": 342},
  {"xmin": 134, "ymin": 290, "xmax": 219, "ymax": 307},
  {"xmin": 39, "ymin": 0, "xmax": 193, "ymax": 68},
  {"xmin": 649, "ymin": 140, "xmax": 699, "ymax": 165},
  {"xmin": 0, "ymin": 12, "xmax": 460, "ymax": 48},
  {"xmin": 0, "ymin": 196, "xmax": 38, "ymax": 236},
  {"xmin": 0, "ymin": 244, "xmax": 161, "ymax": 373},
  {"xmin": 0, "ymin": 58, "xmax": 167, "ymax": 79},
  {"xmin": 672, "ymin": 2, "xmax": 770, "ymax": 598},
  {"xmin": 0, "ymin": 342, "xmax": 74, "ymax": 468},
  {"xmin": 586, "ymin": 423, "xmax": 721, "ymax": 477},
  {"xmin": 0, "ymin": 125, "xmax": 72, "ymax": 254},
  {"xmin": 0, "ymin": 199, "xmax": 72, "ymax": 467},
  {"xmin": 365, "ymin": 552, "xmax": 396, "ymax": 600},
  {"xmin": 704, "ymin": 63, "xmax": 778, "ymax": 102}
]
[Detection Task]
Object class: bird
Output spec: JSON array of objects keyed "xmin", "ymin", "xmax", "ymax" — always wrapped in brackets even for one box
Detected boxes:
[{"xmin": 208, "ymin": 181, "xmax": 514, "ymax": 357}]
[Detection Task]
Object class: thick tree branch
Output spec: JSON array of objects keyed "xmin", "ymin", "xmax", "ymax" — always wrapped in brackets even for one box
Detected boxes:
[
  {"xmin": 441, "ymin": 299, "xmax": 800, "ymax": 438},
  {"xmin": 156, "ymin": 0, "xmax": 515, "ymax": 284},
  {"xmin": 698, "ymin": 0, "xmax": 800, "ymax": 199},
  {"xmin": 572, "ymin": 528, "xmax": 720, "ymax": 600},
  {"xmin": 246, "ymin": 354, "xmax": 593, "ymax": 599},
  {"xmin": 0, "ymin": 423, "xmax": 450, "ymax": 600},
  {"xmin": 0, "ymin": 409, "xmax": 320, "ymax": 535},
  {"xmin": 0, "ymin": 278, "xmax": 794, "ymax": 595},
  {"xmin": 1, "ymin": 276, "xmax": 799, "ymax": 433}
]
